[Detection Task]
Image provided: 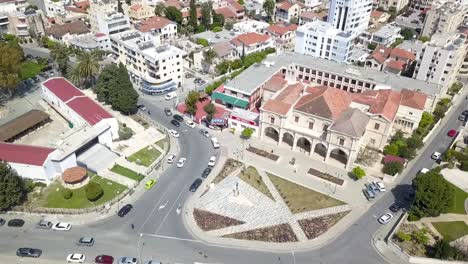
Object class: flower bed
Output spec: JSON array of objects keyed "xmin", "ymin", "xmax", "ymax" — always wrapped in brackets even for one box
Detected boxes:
[
  {"xmin": 308, "ymin": 168, "xmax": 344, "ymax": 186},
  {"xmin": 298, "ymin": 211, "xmax": 350, "ymax": 240},
  {"xmin": 193, "ymin": 209, "xmax": 245, "ymax": 231},
  {"xmin": 223, "ymin": 223, "xmax": 298, "ymax": 243},
  {"xmin": 246, "ymin": 146, "xmax": 279, "ymax": 161},
  {"xmin": 211, "ymin": 158, "xmax": 243, "ymax": 184}
]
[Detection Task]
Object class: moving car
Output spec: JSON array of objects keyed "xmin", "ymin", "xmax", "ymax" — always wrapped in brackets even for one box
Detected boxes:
[
  {"xmin": 0, "ymin": 218, "xmax": 5, "ymax": 227},
  {"xmin": 173, "ymin": 114, "xmax": 184, "ymax": 122},
  {"xmin": 378, "ymin": 213, "xmax": 394, "ymax": 224},
  {"xmin": 373, "ymin": 181, "xmax": 386, "ymax": 192},
  {"xmin": 144, "ymin": 260, "xmax": 162, "ymax": 264},
  {"xmin": 211, "ymin": 137, "xmax": 220, "ymax": 149},
  {"xmin": 118, "ymin": 204, "xmax": 133, "ymax": 217},
  {"xmin": 177, "ymin": 158, "xmax": 187, "ymax": 168},
  {"xmin": 168, "ymin": 129, "xmax": 179, "ymax": 138},
  {"xmin": 431, "ymin": 152, "xmax": 442, "ymax": 160},
  {"xmin": 201, "ymin": 167, "xmax": 212, "ymax": 178},
  {"xmin": 95, "ymin": 255, "xmax": 114, "ymax": 264},
  {"xmin": 36, "ymin": 220, "xmax": 53, "ymax": 229},
  {"xmin": 52, "ymin": 222, "xmax": 71, "ymax": 231},
  {"xmin": 164, "ymin": 91, "xmax": 177, "ymax": 100},
  {"xmin": 167, "ymin": 154, "xmax": 176, "ymax": 164},
  {"xmin": 8, "ymin": 219, "xmax": 25, "ymax": 227},
  {"xmin": 185, "ymin": 120, "xmax": 196, "ymax": 128},
  {"xmin": 189, "ymin": 178, "xmax": 203, "ymax": 192},
  {"xmin": 76, "ymin": 237, "xmax": 95, "ymax": 247},
  {"xmin": 67, "ymin": 253, "xmax": 85, "ymax": 263},
  {"xmin": 447, "ymin": 129, "xmax": 457, "ymax": 137},
  {"xmin": 170, "ymin": 120, "xmax": 180, "ymax": 127},
  {"xmin": 389, "ymin": 203, "xmax": 401, "ymax": 213},
  {"xmin": 16, "ymin": 248, "xmax": 42, "ymax": 258},
  {"xmin": 207, "ymin": 156, "xmax": 217, "ymax": 167},
  {"xmin": 459, "ymin": 115, "xmax": 466, "ymax": 121},
  {"xmin": 164, "ymin": 108, "xmax": 172, "ymax": 116},
  {"xmin": 199, "ymin": 129, "xmax": 210, "ymax": 138},
  {"xmin": 419, "ymin": 168, "xmax": 430, "ymax": 174},
  {"xmin": 119, "ymin": 257, "xmax": 138, "ymax": 264},
  {"xmin": 145, "ymin": 179, "xmax": 157, "ymax": 190}
]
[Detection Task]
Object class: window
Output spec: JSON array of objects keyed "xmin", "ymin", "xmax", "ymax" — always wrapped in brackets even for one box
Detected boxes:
[
  {"xmin": 270, "ymin": 117, "xmax": 275, "ymax": 123},
  {"xmin": 370, "ymin": 139, "xmax": 375, "ymax": 145},
  {"xmin": 294, "ymin": 116, "xmax": 299, "ymax": 123},
  {"xmin": 374, "ymin": 123, "xmax": 380, "ymax": 130},
  {"xmin": 339, "ymin": 138, "xmax": 345, "ymax": 145},
  {"xmin": 323, "ymin": 124, "xmax": 329, "ymax": 131},
  {"xmin": 308, "ymin": 122, "xmax": 314, "ymax": 129}
]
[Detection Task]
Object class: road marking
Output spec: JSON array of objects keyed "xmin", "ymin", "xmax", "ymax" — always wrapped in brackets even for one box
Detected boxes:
[
  {"xmin": 154, "ymin": 183, "xmax": 188, "ymax": 234},
  {"xmin": 176, "ymin": 204, "xmax": 181, "ymax": 215},
  {"xmin": 138, "ymin": 187, "xmax": 173, "ymax": 234},
  {"xmin": 141, "ymin": 233, "xmax": 201, "ymax": 243},
  {"xmin": 158, "ymin": 201, "xmax": 168, "ymax": 210}
]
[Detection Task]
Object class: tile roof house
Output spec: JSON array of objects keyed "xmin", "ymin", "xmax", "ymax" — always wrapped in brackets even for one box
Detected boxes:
[
  {"xmin": 275, "ymin": 1, "xmax": 302, "ymax": 23},
  {"xmin": 264, "ymin": 22, "xmax": 298, "ymax": 49},
  {"xmin": 136, "ymin": 16, "xmax": 177, "ymax": 39},
  {"xmin": 45, "ymin": 20, "xmax": 89, "ymax": 41},
  {"xmin": 299, "ymin": 10, "xmax": 327, "ymax": 25},
  {"xmin": 214, "ymin": 0, "xmax": 245, "ymax": 21},
  {"xmin": 365, "ymin": 45, "xmax": 417, "ymax": 75},
  {"xmin": 230, "ymin": 32, "xmax": 274, "ymax": 56}
]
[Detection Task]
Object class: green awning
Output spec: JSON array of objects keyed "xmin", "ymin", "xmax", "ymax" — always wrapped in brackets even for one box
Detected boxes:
[{"xmin": 211, "ymin": 92, "xmax": 249, "ymax": 109}]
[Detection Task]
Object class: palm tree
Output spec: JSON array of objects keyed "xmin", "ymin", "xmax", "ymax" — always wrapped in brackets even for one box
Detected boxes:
[
  {"xmin": 69, "ymin": 50, "xmax": 101, "ymax": 88},
  {"xmin": 49, "ymin": 43, "xmax": 70, "ymax": 75}
]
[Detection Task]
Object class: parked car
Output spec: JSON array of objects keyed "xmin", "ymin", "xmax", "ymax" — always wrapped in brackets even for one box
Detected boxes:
[
  {"xmin": 16, "ymin": 248, "xmax": 42, "ymax": 258},
  {"xmin": 366, "ymin": 183, "xmax": 379, "ymax": 193},
  {"xmin": 95, "ymin": 255, "xmax": 114, "ymax": 264},
  {"xmin": 378, "ymin": 213, "xmax": 394, "ymax": 224},
  {"xmin": 164, "ymin": 91, "xmax": 177, "ymax": 100},
  {"xmin": 373, "ymin": 181, "xmax": 386, "ymax": 192},
  {"xmin": 189, "ymin": 178, "xmax": 203, "ymax": 192},
  {"xmin": 76, "ymin": 237, "xmax": 95, "ymax": 247},
  {"xmin": 194, "ymin": 78, "xmax": 202, "ymax": 84},
  {"xmin": 167, "ymin": 154, "xmax": 176, "ymax": 164},
  {"xmin": 447, "ymin": 129, "xmax": 457, "ymax": 137},
  {"xmin": 52, "ymin": 222, "xmax": 71, "ymax": 231},
  {"xmin": 144, "ymin": 260, "xmax": 162, "ymax": 264},
  {"xmin": 459, "ymin": 115, "xmax": 466, "ymax": 121},
  {"xmin": 419, "ymin": 168, "xmax": 430, "ymax": 174},
  {"xmin": 67, "ymin": 253, "xmax": 85, "ymax": 263},
  {"xmin": 389, "ymin": 203, "xmax": 401, "ymax": 213},
  {"xmin": 207, "ymin": 156, "xmax": 217, "ymax": 167},
  {"xmin": 118, "ymin": 204, "xmax": 133, "ymax": 217},
  {"xmin": 145, "ymin": 179, "xmax": 157, "ymax": 190},
  {"xmin": 8, "ymin": 219, "xmax": 25, "ymax": 227},
  {"xmin": 168, "ymin": 129, "xmax": 179, "ymax": 138},
  {"xmin": 170, "ymin": 120, "xmax": 180, "ymax": 127},
  {"xmin": 118, "ymin": 257, "xmax": 138, "ymax": 264},
  {"xmin": 211, "ymin": 137, "xmax": 220, "ymax": 149},
  {"xmin": 137, "ymin": 104, "xmax": 147, "ymax": 111},
  {"xmin": 201, "ymin": 167, "xmax": 212, "ymax": 178},
  {"xmin": 363, "ymin": 189, "xmax": 375, "ymax": 201},
  {"xmin": 462, "ymin": 110, "xmax": 468, "ymax": 116},
  {"xmin": 36, "ymin": 220, "xmax": 53, "ymax": 229},
  {"xmin": 431, "ymin": 152, "xmax": 442, "ymax": 160},
  {"xmin": 177, "ymin": 158, "xmax": 187, "ymax": 168},
  {"xmin": 0, "ymin": 218, "xmax": 5, "ymax": 227},
  {"xmin": 164, "ymin": 108, "xmax": 172, "ymax": 116},
  {"xmin": 173, "ymin": 114, "xmax": 184, "ymax": 122},
  {"xmin": 185, "ymin": 120, "xmax": 196, "ymax": 128},
  {"xmin": 199, "ymin": 129, "xmax": 210, "ymax": 138}
]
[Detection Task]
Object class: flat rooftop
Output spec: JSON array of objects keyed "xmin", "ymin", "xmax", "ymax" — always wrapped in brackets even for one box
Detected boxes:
[{"xmin": 192, "ymin": 30, "xmax": 238, "ymax": 44}]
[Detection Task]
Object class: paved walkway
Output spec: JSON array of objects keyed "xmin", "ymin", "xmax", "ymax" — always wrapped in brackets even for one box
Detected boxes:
[{"xmin": 441, "ymin": 168, "xmax": 468, "ymax": 192}]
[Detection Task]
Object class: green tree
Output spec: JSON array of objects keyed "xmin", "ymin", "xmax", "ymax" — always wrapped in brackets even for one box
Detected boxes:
[
  {"xmin": 62, "ymin": 188, "xmax": 73, "ymax": 200},
  {"xmin": 224, "ymin": 20, "xmax": 234, "ymax": 30},
  {"xmin": 188, "ymin": 0, "xmax": 198, "ymax": 28},
  {"xmin": 401, "ymin": 28, "xmax": 414, "ymax": 40},
  {"xmin": 69, "ymin": 50, "xmax": 101, "ymax": 88},
  {"xmin": 185, "ymin": 91, "xmax": 200, "ymax": 115},
  {"xmin": 125, "ymin": 0, "xmax": 131, "ymax": 5},
  {"xmin": 382, "ymin": 162, "xmax": 403, "ymax": 176},
  {"xmin": 203, "ymin": 103, "xmax": 216, "ymax": 122},
  {"xmin": 263, "ymin": 0, "xmax": 275, "ymax": 22},
  {"xmin": 352, "ymin": 166, "xmax": 366, "ymax": 180},
  {"xmin": 0, "ymin": 161, "xmax": 25, "ymax": 210},
  {"xmin": 201, "ymin": 2, "xmax": 213, "ymax": 29},
  {"xmin": 50, "ymin": 43, "xmax": 70, "ymax": 75},
  {"xmin": 432, "ymin": 239, "xmax": 455, "ymax": 260},
  {"xmin": 367, "ymin": 43, "xmax": 377, "ymax": 50},
  {"xmin": 290, "ymin": 17, "xmax": 299, "ymax": 24},
  {"xmin": 165, "ymin": 6, "xmax": 183, "ymax": 24},
  {"xmin": 238, "ymin": 0, "xmax": 244, "ymax": 4},
  {"xmin": 412, "ymin": 228, "xmax": 429, "ymax": 245},
  {"xmin": 396, "ymin": 231, "xmax": 412, "ymax": 242},
  {"xmin": 418, "ymin": 112, "xmax": 434, "ymax": 130},
  {"xmin": 154, "ymin": 2, "xmax": 165, "ymax": 16},
  {"xmin": 383, "ymin": 143, "xmax": 399, "ymax": 156},
  {"xmin": 85, "ymin": 181, "xmax": 103, "ymax": 201},
  {"xmin": 419, "ymin": 36, "xmax": 430, "ymax": 43},
  {"xmin": 391, "ymin": 38, "xmax": 404, "ymax": 48},
  {"xmin": 203, "ymin": 48, "xmax": 217, "ymax": 64},
  {"xmin": 241, "ymin": 127, "xmax": 254, "ymax": 139},
  {"xmin": 411, "ymin": 170, "xmax": 454, "ymax": 218},
  {"xmin": 196, "ymin": 38, "xmax": 209, "ymax": 47},
  {"xmin": 0, "ymin": 41, "xmax": 23, "ymax": 96},
  {"xmin": 391, "ymin": 130, "xmax": 404, "ymax": 143},
  {"xmin": 213, "ymin": 13, "xmax": 225, "ymax": 27}
]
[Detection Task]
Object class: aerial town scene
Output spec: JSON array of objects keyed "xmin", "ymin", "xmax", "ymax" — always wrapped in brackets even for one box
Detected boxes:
[{"xmin": 0, "ymin": 0, "xmax": 468, "ymax": 263}]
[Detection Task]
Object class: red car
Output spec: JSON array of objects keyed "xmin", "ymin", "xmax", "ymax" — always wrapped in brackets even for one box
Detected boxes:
[
  {"xmin": 448, "ymin": 129, "xmax": 457, "ymax": 137},
  {"xmin": 95, "ymin": 255, "xmax": 114, "ymax": 264}
]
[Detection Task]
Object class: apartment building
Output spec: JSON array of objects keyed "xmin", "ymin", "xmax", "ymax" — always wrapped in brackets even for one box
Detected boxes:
[
  {"xmin": 377, "ymin": 0, "xmax": 409, "ymax": 13},
  {"xmin": 327, "ymin": 0, "xmax": 373, "ymax": 37},
  {"xmin": 8, "ymin": 9, "xmax": 46, "ymax": 38},
  {"xmin": 360, "ymin": 23, "xmax": 401, "ymax": 47},
  {"xmin": 126, "ymin": 3, "xmax": 154, "ymax": 23},
  {"xmin": 410, "ymin": 0, "xmax": 434, "ymax": 11},
  {"xmin": 110, "ymin": 30, "xmax": 186, "ymax": 94},
  {"xmin": 421, "ymin": 1, "xmax": 466, "ymax": 37},
  {"xmin": 275, "ymin": 1, "xmax": 301, "ymax": 23},
  {"xmin": 264, "ymin": 22, "xmax": 298, "ymax": 50},
  {"xmin": 229, "ymin": 32, "xmax": 275, "ymax": 57},
  {"xmin": 295, "ymin": 20, "xmax": 354, "ymax": 63},
  {"xmin": 136, "ymin": 16, "xmax": 177, "ymax": 39},
  {"xmin": 412, "ymin": 33, "xmax": 467, "ymax": 92},
  {"xmin": 89, "ymin": 0, "xmax": 130, "ymax": 35}
]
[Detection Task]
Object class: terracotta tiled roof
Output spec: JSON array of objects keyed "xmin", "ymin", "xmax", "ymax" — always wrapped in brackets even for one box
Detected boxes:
[
  {"xmin": 215, "ymin": 7, "xmax": 237, "ymax": 19},
  {"xmin": 390, "ymin": 48, "xmax": 416, "ymax": 61},
  {"xmin": 352, "ymin": 90, "xmax": 401, "ymax": 121},
  {"xmin": 262, "ymin": 83, "xmax": 304, "ymax": 115},
  {"xmin": 231, "ymin": 33, "xmax": 270, "ymax": 46},
  {"xmin": 370, "ymin": 10, "xmax": 383, "ymax": 19},
  {"xmin": 300, "ymin": 10, "xmax": 327, "ymax": 21},
  {"xmin": 263, "ymin": 74, "xmax": 287, "ymax": 92},
  {"xmin": 372, "ymin": 52, "xmax": 386, "ymax": 64},
  {"xmin": 62, "ymin": 166, "xmax": 88, "ymax": 184},
  {"xmin": 400, "ymin": 89, "xmax": 427, "ymax": 110},
  {"xmin": 277, "ymin": 1, "xmax": 293, "ymax": 10},
  {"xmin": 0, "ymin": 142, "xmax": 55, "ymax": 166},
  {"xmin": 46, "ymin": 21, "xmax": 89, "ymax": 38},
  {"xmin": 182, "ymin": 8, "xmax": 202, "ymax": 18},
  {"xmin": 65, "ymin": 6, "xmax": 87, "ymax": 13},
  {"xmin": 295, "ymin": 86, "xmax": 351, "ymax": 120},
  {"xmin": 266, "ymin": 22, "xmax": 298, "ymax": 36},
  {"xmin": 130, "ymin": 4, "xmax": 142, "ymax": 11},
  {"xmin": 386, "ymin": 60, "xmax": 405, "ymax": 71},
  {"xmin": 227, "ymin": 0, "xmax": 244, "ymax": 11},
  {"xmin": 137, "ymin": 16, "xmax": 174, "ymax": 32},
  {"xmin": 164, "ymin": 0, "xmax": 181, "ymax": 9}
]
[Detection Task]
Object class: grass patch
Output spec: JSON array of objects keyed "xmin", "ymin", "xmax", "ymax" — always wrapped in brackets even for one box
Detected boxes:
[
  {"xmin": 212, "ymin": 158, "xmax": 243, "ymax": 184},
  {"xmin": 21, "ymin": 61, "xmax": 42, "ymax": 80},
  {"xmin": 128, "ymin": 145, "xmax": 161, "ymax": 167},
  {"xmin": 267, "ymin": 172, "xmax": 345, "ymax": 214},
  {"xmin": 238, "ymin": 166, "xmax": 274, "ymax": 200},
  {"xmin": 110, "ymin": 164, "xmax": 144, "ymax": 182},
  {"xmin": 447, "ymin": 181, "xmax": 468, "ymax": 214},
  {"xmin": 41, "ymin": 174, "xmax": 127, "ymax": 209},
  {"xmin": 155, "ymin": 137, "xmax": 168, "ymax": 150},
  {"xmin": 432, "ymin": 221, "xmax": 468, "ymax": 242}
]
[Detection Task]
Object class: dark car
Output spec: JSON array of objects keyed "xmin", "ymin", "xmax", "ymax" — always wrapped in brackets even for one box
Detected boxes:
[
  {"xmin": 173, "ymin": 114, "xmax": 184, "ymax": 122},
  {"xmin": 201, "ymin": 167, "xmax": 212, "ymax": 178},
  {"xmin": 462, "ymin": 110, "xmax": 468, "ymax": 116},
  {"xmin": 0, "ymin": 218, "xmax": 5, "ymax": 227},
  {"xmin": 189, "ymin": 178, "xmax": 203, "ymax": 192},
  {"xmin": 8, "ymin": 219, "xmax": 25, "ymax": 227},
  {"xmin": 459, "ymin": 115, "xmax": 466, "ymax": 121},
  {"xmin": 95, "ymin": 254, "xmax": 114, "ymax": 264},
  {"xmin": 118, "ymin": 204, "xmax": 133, "ymax": 217},
  {"xmin": 164, "ymin": 108, "xmax": 172, "ymax": 116},
  {"xmin": 389, "ymin": 203, "xmax": 401, "ymax": 213},
  {"xmin": 77, "ymin": 236, "xmax": 95, "ymax": 246},
  {"xmin": 16, "ymin": 248, "xmax": 42, "ymax": 258},
  {"xmin": 137, "ymin": 104, "xmax": 147, "ymax": 111},
  {"xmin": 171, "ymin": 119, "xmax": 180, "ymax": 127},
  {"xmin": 36, "ymin": 220, "xmax": 52, "ymax": 229}
]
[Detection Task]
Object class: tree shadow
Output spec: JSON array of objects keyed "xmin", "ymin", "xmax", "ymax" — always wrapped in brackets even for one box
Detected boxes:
[{"xmin": 390, "ymin": 183, "xmax": 415, "ymax": 211}]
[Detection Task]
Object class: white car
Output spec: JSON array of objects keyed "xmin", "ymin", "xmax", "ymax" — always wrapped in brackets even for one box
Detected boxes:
[
  {"xmin": 373, "ymin": 181, "xmax": 386, "ymax": 192},
  {"xmin": 208, "ymin": 156, "xmax": 217, "ymax": 167},
  {"xmin": 167, "ymin": 154, "xmax": 176, "ymax": 164},
  {"xmin": 378, "ymin": 213, "xmax": 394, "ymax": 224},
  {"xmin": 67, "ymin": 253, "xmax": 85, "ymax": 263},
  {"xmin": 52, "ymin": 222, "xmax": 71, "ymax": 231},
  {"xmin": 185, "ymin": 120, "xmax": 196, "ymax": 128},
  {"xmin": 164, "ymin": 92, "xmax": 176, "ymax": 100},
  {"xmin": 419, "ymin": 168, "xmax": 430, "ymax": 174},
  {"xmin": 431, "ymin": 151, "xmax": 442, "ymax": 160},
  {"xmin": 168, "ymin": 129, "xmax": 179, "ymax": 138},
  {"xmin": 177, "ymin": 158, "xmax": 187, "ymax": 168},
  {"xmin": 119, "ymin": 257, "xmax": 138, "ymax": 264}
]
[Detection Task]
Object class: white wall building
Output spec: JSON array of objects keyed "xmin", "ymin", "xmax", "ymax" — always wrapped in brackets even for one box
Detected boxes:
[
  {"xmin": 64, "ymin": 32, "xmax": 111, "ymax": 51},
  {"xmin": 233, "ymin": 20, "xmax": 270, "ymax": 34},
  {"xmin": 295, "ymin": 20, "xmax": 354, "ymax": 62},
  {"xmin": 360, "ymin": 23, "xmax": 401, "ymax": 47},
  {"xmin": 327, "ymin": 0, "xmax": 372, "ymax": 37},
  {"xmin": 89, "ymin": 0, "xmax": 130, "ymax": 35},
  {"xmin": 110, "ymin": 30, "xmax": 186, "ymax": 94},
  {"xmin": 421, "ymin": 1, "xmax": 467, "ymax": 37}
]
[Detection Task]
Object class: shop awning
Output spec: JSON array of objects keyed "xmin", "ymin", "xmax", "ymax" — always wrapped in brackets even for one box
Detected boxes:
[{"xmin": 211, "ymin": 92, "xmax": 249, "ymax": 109}]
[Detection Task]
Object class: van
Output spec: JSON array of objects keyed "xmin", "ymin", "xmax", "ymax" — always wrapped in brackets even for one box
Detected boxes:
[
  {"xmin": 363, "ymin": 189, "xmax": 375, "ymax": 201},
  {"xmin": 211, "ymin": 137, "xmax": 220, "ymax": 149},
  {"xmin": 165, "ymin": 91, "xmax": 177, "ymax": 100}
]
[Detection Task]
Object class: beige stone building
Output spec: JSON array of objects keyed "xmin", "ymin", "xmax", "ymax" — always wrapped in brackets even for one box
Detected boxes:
[
  {"xmin": 421, "ymin": 1, "xmax": 466, "ymax": 37},
  {"xmin": 126, "ymin": 3, "xmax": 154, "ymax": 23}
]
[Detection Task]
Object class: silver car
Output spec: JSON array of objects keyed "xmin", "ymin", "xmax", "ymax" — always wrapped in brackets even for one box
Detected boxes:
[{"xmin": 119, "ymin": 257, "xmax": 138, "ymax": 264}]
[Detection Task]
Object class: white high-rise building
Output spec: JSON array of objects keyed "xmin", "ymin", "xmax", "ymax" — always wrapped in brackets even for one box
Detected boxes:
[
  {"xmin": 327, "ymin": 0, "xmax": 373, "ymax": 37},
  {"xmin": 89, "ymin": 0, "xmax": 130, "ymax": 35},
  {"xmin": 295, "ymin": 20, "xmax": 354, "ymax": 62}
]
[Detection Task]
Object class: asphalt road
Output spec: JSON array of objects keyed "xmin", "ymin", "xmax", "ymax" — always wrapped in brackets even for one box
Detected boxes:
[{"xmin": 0, "ymin": 91, "xmax": 466, "ymax": 264}]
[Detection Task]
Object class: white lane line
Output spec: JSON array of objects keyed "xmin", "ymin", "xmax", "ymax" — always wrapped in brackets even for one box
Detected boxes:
[
  {"xmin": 158, "ymin": 201, "xmax": 168, "ymax": 210},
  {"xmin": 141, "ymin": 233, "xmax": 201, "ymax": 243},
  {"xmin": 153, "ymin": 183, "xmax": 188, "ymax": 234},
  {"xmin": 138, "ymin": 186, "xmax": 172, "ymax": 234}
]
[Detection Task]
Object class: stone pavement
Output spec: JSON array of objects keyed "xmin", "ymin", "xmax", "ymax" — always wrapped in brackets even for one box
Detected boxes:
[{"xmin": 441, "ymin": 168, "xmax": 468, "ymax": 192}]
